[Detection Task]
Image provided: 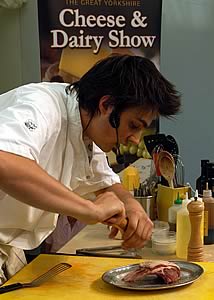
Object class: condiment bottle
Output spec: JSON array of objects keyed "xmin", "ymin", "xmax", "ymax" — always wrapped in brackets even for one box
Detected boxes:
[
  {"xmin": 122, "ymin": 166, "xmax": 140, "ymax": 194},
  {"xmin": 203, "ymin": 182, "xmax": 214, "ymax": 244},
  {"xmin": 207, "ymin": 162, "xmax": 214, "ymax": 197},
  {"xmin": 168, "ymin": 193, "xmax": 182, "ymax": 231},
  {"xmin": 176, "ymin": 192, "xmax": 191, "ymax": 259},
  {"xmin": 187, "ymin": 190, "xmax": 204, "ymax": 262},
  {"xmin": 196, "ymin": 159, "xmax": 209, "ymax": 195}
]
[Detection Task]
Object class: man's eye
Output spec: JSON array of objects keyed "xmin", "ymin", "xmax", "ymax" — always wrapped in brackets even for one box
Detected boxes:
[{"xmin": 129, "ymin": 123, "xmax": 140, "ymax": 130}]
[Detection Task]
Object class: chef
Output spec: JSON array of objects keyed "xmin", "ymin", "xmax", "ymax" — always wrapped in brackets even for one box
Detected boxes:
[{"xmin": 0, "ymin": 54, "xmax": 181, "ymax": 283}]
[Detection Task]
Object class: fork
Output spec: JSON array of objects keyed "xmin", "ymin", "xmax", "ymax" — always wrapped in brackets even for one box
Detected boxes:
[{"xmin": 0, "ymin": 262, "xmax": 71, "ymax": 294}]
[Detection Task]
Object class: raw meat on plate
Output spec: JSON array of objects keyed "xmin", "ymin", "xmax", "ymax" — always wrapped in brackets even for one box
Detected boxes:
[{"xmin": 123, "ymin": 260, "xmax": 181, "ymax": 284}]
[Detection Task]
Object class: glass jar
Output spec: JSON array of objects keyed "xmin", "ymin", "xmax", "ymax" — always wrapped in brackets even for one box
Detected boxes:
[{"xmin": 152, "ymin": 230, "xmax": 176, "ymax": 255}]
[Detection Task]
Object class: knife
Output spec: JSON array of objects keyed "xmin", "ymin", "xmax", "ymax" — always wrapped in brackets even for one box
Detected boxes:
[{"xmin": 76, "ymin": 245, "xmax": 142, "ymax": 259}]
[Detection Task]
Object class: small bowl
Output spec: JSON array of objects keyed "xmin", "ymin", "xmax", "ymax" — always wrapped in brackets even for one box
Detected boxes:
[
  {"xmin": 152, "ymin": 230, "xmax": 176, "ymax": 255},
  {"xmin": 145, "ymin": 220, "xmax": 169, "ymax": 248}
]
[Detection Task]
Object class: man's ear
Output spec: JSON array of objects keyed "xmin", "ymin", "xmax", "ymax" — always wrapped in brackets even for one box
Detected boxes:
[{"xmin": 99, "ymin": 95, "xmax": 113, "ymax": 115}]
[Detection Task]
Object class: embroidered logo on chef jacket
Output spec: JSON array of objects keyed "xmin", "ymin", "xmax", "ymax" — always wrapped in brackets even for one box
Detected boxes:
[{"xmin": 24, "ymin": 119, "xmax": 37, "ymax": 131}]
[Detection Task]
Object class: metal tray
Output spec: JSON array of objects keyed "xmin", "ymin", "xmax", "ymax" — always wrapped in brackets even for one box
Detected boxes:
[{"xmin": 102, "ymin": 260, "xmax": 204, "ymax": 291}]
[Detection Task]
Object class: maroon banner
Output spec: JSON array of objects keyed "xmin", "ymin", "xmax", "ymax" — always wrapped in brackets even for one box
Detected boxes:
[
  {"xmin": 37, "ymin": 0, "xmax": 162, "ymax": 82},
  {"xmin": 37, "ymin": 0, "xmax": 162, "ymax": 164}
]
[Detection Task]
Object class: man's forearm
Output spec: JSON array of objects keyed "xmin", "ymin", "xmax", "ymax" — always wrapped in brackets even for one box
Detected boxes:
[
  {"xmin": 104, "ymin": 183, "xmax": 143, "ymax": 211},
  {"xmin": 0, "ymin": 151, "xmax": 96, "ymax": 222}
]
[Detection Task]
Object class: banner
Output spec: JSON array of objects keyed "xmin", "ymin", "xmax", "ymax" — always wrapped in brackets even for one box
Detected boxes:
[
  {"xmin": 37, "ymin": 0, "xmax": 162, "ymax": 83},
  {"xmin": 37, "ymin": 0, "xmax": 162, "ymax": 165}
]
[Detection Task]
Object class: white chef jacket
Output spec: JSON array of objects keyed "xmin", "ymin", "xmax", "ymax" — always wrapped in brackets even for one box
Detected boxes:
[{"xmin": 0, "ymin": 82, "xmax": 120, "ymax": 250}]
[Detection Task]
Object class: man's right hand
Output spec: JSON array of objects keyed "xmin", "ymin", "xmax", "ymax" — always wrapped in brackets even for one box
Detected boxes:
[{"xmin": 92, "ymin": 191, "xmax": 126, "ymax": 225}]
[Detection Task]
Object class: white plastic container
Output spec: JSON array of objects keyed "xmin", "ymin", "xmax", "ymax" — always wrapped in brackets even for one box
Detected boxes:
[{"xmin": 168, "ymin": 193, "xmax": 182, "ymax": 231}]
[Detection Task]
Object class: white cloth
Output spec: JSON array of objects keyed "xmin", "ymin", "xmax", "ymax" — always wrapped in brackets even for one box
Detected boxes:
[
  {"xmin": 0, "ymin": 245, "xmax": 26, "ymax": 285},
  {"xmin": 0, "ymin": 82, "xmax": 120, "ymax": 279},
  {"xmin": 0, "ymin": 0, "xmax": 26, "ymax": 9}
]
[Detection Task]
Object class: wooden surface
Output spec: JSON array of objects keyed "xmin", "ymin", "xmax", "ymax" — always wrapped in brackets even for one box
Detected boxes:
[
  {"xmin": 57, "ymin": 223, "xmax": 214, "ymax": 262},
  {"xmin": 187, "ymin": 200, "xmax": 204, "ymax": 261},
  {"xmin": 1, "ymin": 254, "xmax": 214, "ymax": 299}
]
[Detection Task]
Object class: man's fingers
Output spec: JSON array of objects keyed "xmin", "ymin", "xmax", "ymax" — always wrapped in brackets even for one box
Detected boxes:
[
  {"xmin": 108, "ymin": 226, "xmax": 119, "ymax": 239},
  {"xmin": 121, "ymin": 217, "xmax": 153, "ymax": 249},
  {"xmin": 141, "ymin": 221, "xmax": 153, "ymax": 241}
]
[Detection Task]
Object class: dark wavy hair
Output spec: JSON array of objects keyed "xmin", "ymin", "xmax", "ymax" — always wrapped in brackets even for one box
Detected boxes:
[{"xmin": 66, "ymin": 54, "xmax": 181, "ymax": 118}]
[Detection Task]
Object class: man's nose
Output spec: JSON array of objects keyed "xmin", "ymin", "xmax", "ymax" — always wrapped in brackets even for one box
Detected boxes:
[{"xmin": 128, "ymin": 133, "xmax": 141, "ymax": 145}]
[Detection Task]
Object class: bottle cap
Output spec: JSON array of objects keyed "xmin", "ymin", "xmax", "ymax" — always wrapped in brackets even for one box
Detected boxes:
[
  {"xmin": 201, "ymin": 159, "xmax": 209, "ymax": 167},
  {"xmin": 203, "ymin": 182, "xmax": 212, "ymax": 198},
  {"xmin": 174, "ymin": 192, "xmax": 182, "ymax": 204},
  {"xmin": 182, "ymin": 192, "xmax": 191, "ymax": 207}
]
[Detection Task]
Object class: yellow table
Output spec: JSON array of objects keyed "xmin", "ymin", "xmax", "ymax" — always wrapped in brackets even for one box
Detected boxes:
[{"xmin": 1, "ymin": 254, "xmax": 214, "ymax": 300}]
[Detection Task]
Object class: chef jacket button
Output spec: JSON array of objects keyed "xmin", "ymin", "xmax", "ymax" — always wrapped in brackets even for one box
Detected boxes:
[{"xmin": 86, "ymin": 175, "xmax": 90, "ymax": 179}]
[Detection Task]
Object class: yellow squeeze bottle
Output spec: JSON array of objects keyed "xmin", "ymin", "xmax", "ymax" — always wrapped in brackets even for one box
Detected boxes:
[
  {"xmin": 176, "ymin": 192, "xmax": 191, "ymax": 259},
  {"xmin": 122, "ymin": 166, "xmax": 140, "ymax": 192}
]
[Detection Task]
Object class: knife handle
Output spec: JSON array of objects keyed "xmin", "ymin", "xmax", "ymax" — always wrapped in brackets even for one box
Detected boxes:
[
  {"xmin": 112, "ymin": 218, "xmax": 128, "ymax": 233},
  {"xmin": 0, "ymin": 283, "xmax": 23, "ymax": 294}
]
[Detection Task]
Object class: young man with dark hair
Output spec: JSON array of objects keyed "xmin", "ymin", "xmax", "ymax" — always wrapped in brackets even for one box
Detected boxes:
[{"xmin": 0, "ymin": 55, "xmax": 180, "ymax": 283}]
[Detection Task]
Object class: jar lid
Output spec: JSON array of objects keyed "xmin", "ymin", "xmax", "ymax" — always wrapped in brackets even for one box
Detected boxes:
[{"xmin": 203, "ymin": 189, "xmax": 212, "ymax": 198}]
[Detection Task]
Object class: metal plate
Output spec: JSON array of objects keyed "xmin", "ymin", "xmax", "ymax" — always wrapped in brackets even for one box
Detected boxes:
[{"xmin": 102, "ymin": 261, "xmax": 204, "ymax": 291}]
